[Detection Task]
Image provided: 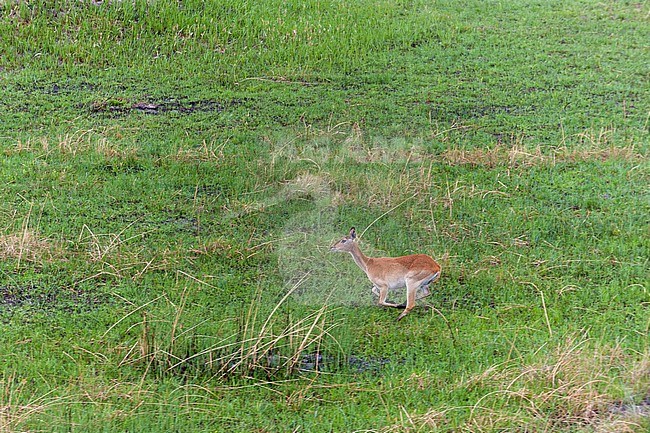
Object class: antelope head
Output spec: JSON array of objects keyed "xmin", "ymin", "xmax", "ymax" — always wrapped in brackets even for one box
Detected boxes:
[{"xmin": 330, "ymin": 227, "xmax": 357, "ymax": 253}]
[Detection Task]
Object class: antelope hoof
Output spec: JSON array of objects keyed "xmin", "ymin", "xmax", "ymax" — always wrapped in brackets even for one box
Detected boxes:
[
  {"xmin": 395, "ymin": 302, "xmax": 407, "ymax": 310},
  {"xmin": 396, "ymin": 311, "xmax": 409, "ymax": 321},
  {"xmin": 379, "ymin": 301, "xmax": 401, "ymax": 308}
]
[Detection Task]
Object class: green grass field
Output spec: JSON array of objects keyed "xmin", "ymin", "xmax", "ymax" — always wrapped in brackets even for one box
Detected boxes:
[{"xmin": 1, "ymin": 0, "xmax": 648, "ymax": 431}]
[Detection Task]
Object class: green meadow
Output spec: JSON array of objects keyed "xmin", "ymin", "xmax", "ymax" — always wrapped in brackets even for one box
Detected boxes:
[{"xmin": 0, "ymin": 0, "xmax": 648, "ymax": 431}]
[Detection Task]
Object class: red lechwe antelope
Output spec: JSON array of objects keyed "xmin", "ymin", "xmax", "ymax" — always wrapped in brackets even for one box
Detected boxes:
[{"xmin": 330, "ymin": 227, "xmax": 441, "ymax": 321}]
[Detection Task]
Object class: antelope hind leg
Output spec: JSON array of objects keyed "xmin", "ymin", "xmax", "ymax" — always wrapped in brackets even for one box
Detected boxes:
[{"xmin": 396, "ymin": 284, "xmax": 432, "ymax": 308}]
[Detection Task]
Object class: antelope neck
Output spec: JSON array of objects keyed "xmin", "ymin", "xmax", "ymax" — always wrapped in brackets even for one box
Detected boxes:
[{"xmin": 348, "ymin": 242, "xmax": 370, "ymax": 274}]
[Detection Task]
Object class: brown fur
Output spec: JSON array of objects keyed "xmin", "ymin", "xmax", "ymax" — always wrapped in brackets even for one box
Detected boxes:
[{"xmin": 331, "ymin": 228, "xmax": 441, "ymax": 321}]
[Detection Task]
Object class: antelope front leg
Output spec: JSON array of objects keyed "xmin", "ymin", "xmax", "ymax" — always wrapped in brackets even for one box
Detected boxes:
[
  {"xmin": 377, "ymin": 284, "xmax": 400, "ymax": 308},
  {"xmin": 397, "ymin": 284, "xmax": 418, "ymax": 321},
  {"xmin": 396, "ymin": 285, "xmax": 432, "ymax": 309}
]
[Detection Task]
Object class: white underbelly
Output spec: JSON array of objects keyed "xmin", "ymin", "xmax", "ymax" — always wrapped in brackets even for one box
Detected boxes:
[{"xmin": 384, "ymin": 277, "xmax": 406, "ymax": 290}]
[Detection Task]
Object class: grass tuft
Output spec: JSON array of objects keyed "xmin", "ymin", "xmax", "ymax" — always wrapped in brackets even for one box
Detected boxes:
[
  {"xmin": 111, "ymin": 277, "xmax": 341, "ymax": 381},
  {"xmin": 385, "ymin": 338, "xmax": 650, "ymax": 432},
  {"xmin": 0, "ymin": 230, "xmax": 53, "ymax": 265}
]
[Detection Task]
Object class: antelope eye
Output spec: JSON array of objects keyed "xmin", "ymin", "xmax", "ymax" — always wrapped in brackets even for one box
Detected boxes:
[{"xmin": 340, "ymin": 239, "xmax": 347, "ymax": 243}]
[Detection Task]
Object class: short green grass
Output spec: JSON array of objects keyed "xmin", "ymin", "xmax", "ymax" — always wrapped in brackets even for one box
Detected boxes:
[{"xmin": 1, "ymin": 0, "xmax": 648, "ymax": 432}]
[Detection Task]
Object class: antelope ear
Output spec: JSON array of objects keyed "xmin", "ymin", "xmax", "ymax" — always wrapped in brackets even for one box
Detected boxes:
[{"xmin": 349, "ymin": 227, "xmax": 356, "ymax": 239}]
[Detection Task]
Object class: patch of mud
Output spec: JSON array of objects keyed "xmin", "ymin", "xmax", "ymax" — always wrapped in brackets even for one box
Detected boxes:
[
  {"xmin": 608, "ymin": 394, "xmax": 650, "ymax": 417},
  {"xmin": 164, "ymin": 216, "xmax": 200, "ymax": 235},
  {"xmin": 0, "ymin": 285, "xmax": 57, "ymax": 308},
  {"xmin": 257, "ymin": 352, "xmax": 394, "ymax": 374},
  {"xmin": 296, "ymin": 352, "xmax": 394, "ymax": 374},
  {"xmin": 428, "ymin": 102, "xmax": 532, "ymax": 122},
  {"xmin": 346, "ymin": 355, "xmax": 393, "ymax": 374},
  {"xmin": 0, "ymin": 284, "xmax": 111, "ymax": 321},
  {"xmin": 89, "ymin": 97, "xmax": 241, "ymax": 115},
  {"xmin": 17, "ymin": 81, "xmax": 98, "ymax": 95}
]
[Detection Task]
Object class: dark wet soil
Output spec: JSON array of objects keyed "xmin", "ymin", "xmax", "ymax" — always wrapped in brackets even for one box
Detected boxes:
[
  {"xmin": 88, "ymin": 97, "xmax": 242, "ymax": 115},
  {"xmin": 608, "ymin": 394, "xmax": 650, "ymax": 417},
  {"xmin": 0, "ymin": 284, "xmax": 110, "ymax": 320},
  {"xmin": 297, "ymin": 352, "xmax": 394, "ymax": 374}
]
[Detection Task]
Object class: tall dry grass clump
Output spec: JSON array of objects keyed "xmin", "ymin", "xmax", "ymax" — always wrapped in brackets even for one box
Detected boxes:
[
  {"xmin": 112, "ymin": 277, "xmax": 341, "ymax": 380},
  {"xmin": 440, "ymin": 143, "xmax": 643, "ymax": 168},
  {"xmin": 462, "ymin": 338, "xmax": 649, "ymax": 432},
  {"xmin": 0, "ymin": 374, "xmax": 72, "ymax": 433},
  {"xmin": 382, "ymin": 337, "xmax": 649, "ymax": 432},
  {"xmin": 0, "ymin": 230, "xmax": 55, "ymax": 266},
  {"xmin": 10, "ymin": 129, "xmax": 136, "ymax": 159}
]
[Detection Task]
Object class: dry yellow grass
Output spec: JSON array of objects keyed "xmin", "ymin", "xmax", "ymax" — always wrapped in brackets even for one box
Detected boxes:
[
  {"xmin": 282, "ymin": 172, "xmax": 333, "ymax": 201},
  {"xmin": 265, "ymin": 124, "xmax": 644, "ymax": 170},
  {"xmin": 0, "ymin": 230, "xmax": 55, "ymax": 264},
  {"xmin": 8, "ymin": 128, "xmax": 137, "ymax": 159},
  {"xmin": 440, "ymin": 144, "xmax": 643, "ymax": 168},
  {"xmin": 381, "ymin": 338, "xmax": 649, "ymax": 432}
]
